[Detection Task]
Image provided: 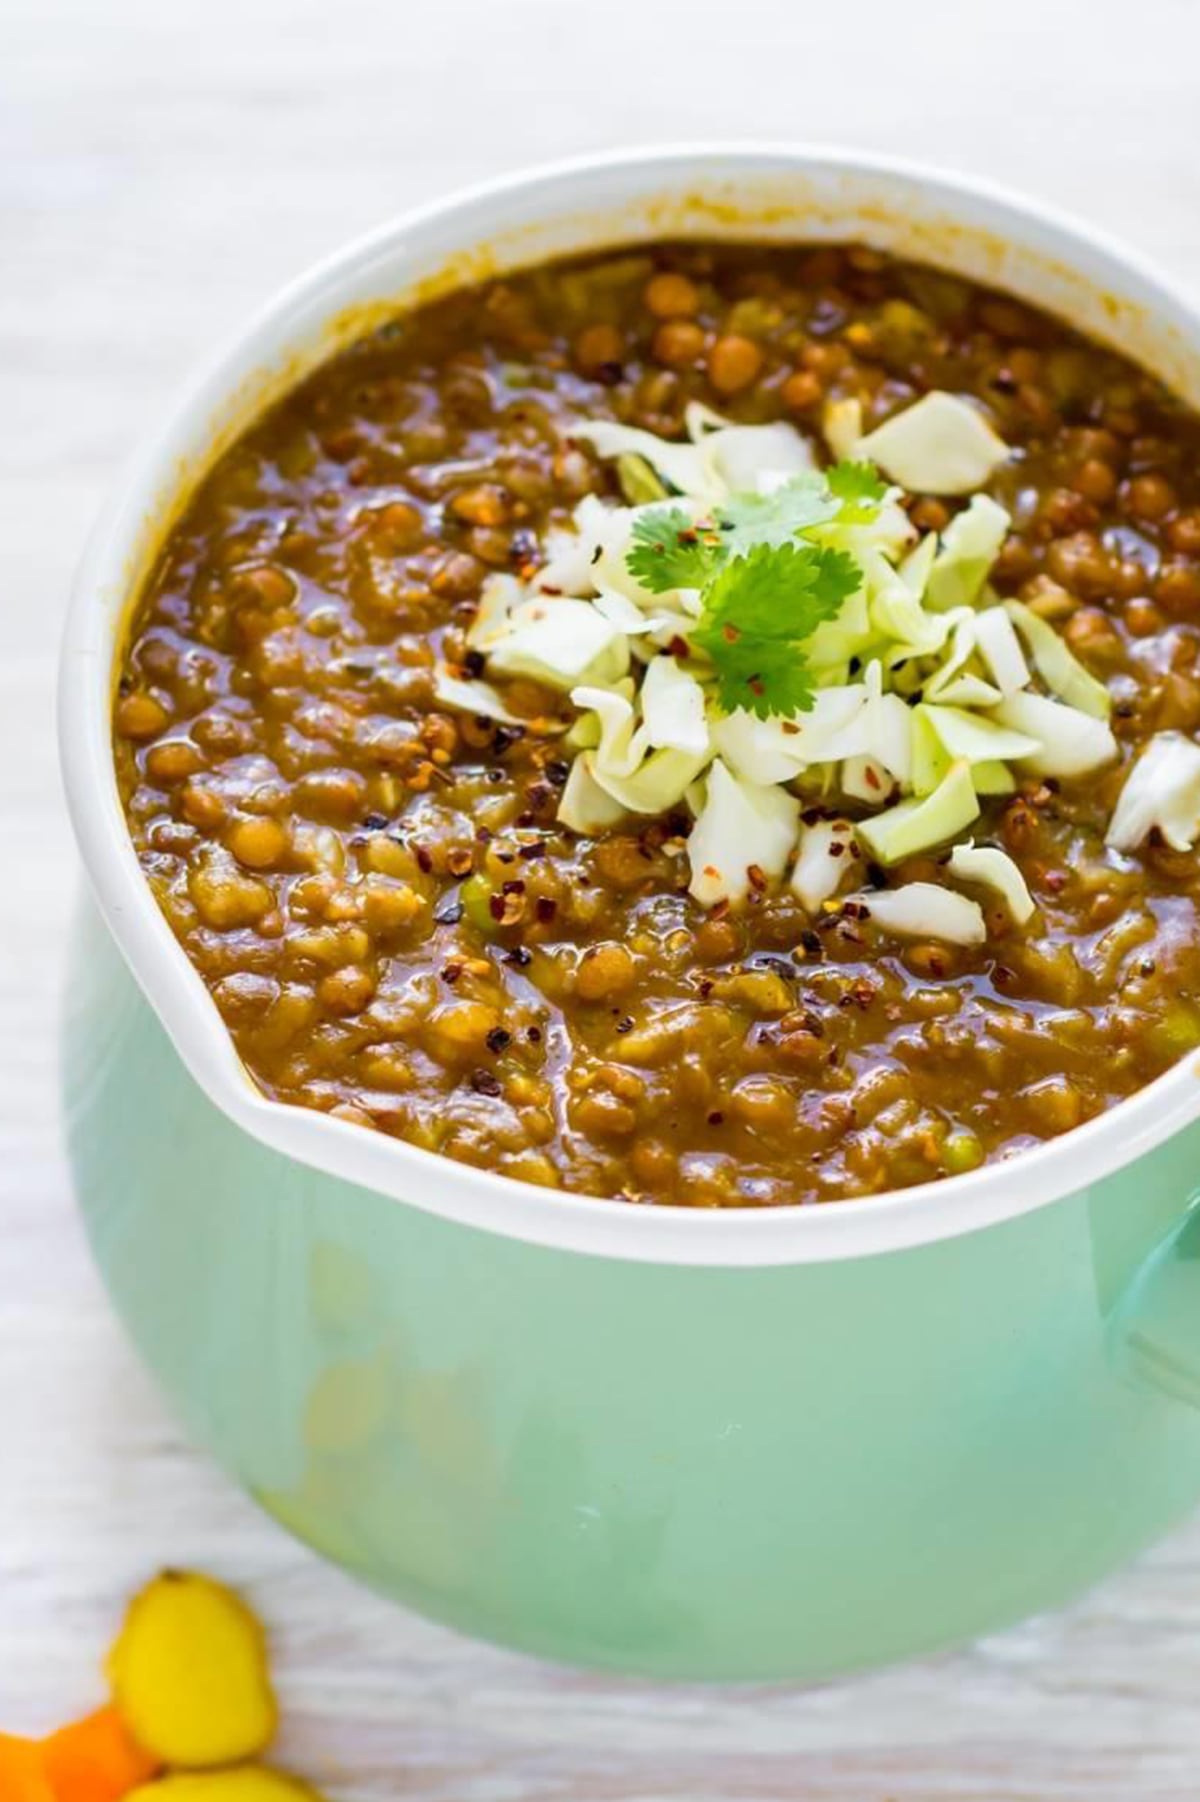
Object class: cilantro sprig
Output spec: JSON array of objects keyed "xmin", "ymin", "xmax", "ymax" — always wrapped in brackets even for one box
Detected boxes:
[
  {"xmin": 624, "ymin": 459, "xmax": 884, "ymax": 719},
  {"xmin": 691, "ymin": 542, "xmax": 860, "ymax": 719}
]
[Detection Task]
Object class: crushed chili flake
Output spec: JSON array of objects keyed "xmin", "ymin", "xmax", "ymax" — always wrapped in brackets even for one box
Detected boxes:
[
  {"xmin": 415, "ymin": 845, "xmax": 434, "ymax": 874},
  {"xmin": 503, "ymin": 946, "xmax": 532, "ymax": 968},
  {"xmin": 469, "ymin": 1068, "xmax": 503, "ymax": 1097},
  {"xmin": 485, "ymin": 1026, "xmax": 512, "ymax": 1054},
  {"xmin": 535, "ymin": 896, "xmax": 557, "ymax": 923}
]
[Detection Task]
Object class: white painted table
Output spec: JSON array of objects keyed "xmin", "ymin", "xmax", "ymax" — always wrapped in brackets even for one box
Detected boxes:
[{"xmin": 5, "ymin": 1, "xmax": 1200, "ymax": 1791}]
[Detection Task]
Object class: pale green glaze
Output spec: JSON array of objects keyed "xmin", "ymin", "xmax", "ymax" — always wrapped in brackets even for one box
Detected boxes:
[{"xmin": 62, "ymin": 902, "xmax": 1200, "ymax": 1679}]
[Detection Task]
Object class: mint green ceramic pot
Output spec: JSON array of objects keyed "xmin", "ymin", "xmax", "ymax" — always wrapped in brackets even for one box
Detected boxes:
[{"xmin": 59, "ymin": 148, "xmax": 1200, "ymax": 1681}]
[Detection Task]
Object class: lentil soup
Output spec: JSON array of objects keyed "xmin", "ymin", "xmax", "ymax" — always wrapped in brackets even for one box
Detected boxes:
[{"xmin": 113, "ymin": 243, "xmax": 1200, "ymax": 1208}]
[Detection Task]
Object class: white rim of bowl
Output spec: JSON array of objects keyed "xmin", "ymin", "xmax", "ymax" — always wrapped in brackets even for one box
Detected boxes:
[{"xmin": 58, "ymin": 141, "xmax": 1200, "ymax": 1267}]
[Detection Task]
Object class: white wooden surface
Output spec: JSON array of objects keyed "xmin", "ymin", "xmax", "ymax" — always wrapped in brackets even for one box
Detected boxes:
[{"xmin": 6, "ymin": 0, "xmax": 1200, "ymax": 1792}]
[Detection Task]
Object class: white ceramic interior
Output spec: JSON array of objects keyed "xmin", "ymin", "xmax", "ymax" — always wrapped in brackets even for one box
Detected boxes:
[{"xmin": 57, "ymin": 144, "xmax": 1200, "ymax": 1266}]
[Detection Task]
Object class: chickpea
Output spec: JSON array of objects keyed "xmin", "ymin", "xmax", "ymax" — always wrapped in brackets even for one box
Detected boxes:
[
  {"xmin": 372, "ymin": 499, "xmax": 424, "ymax": 546},
  {"xmin": 1071, "ymin": 458, "xmax": 1118, "ymax": 506},
  {"xmin": 1156, "ymin": 561, "xmax": 1200, "ymax": 616},
  {"xmin": 116, "ymin": 692, "xmax": 170, "ymax": 740},
  {"xmin": 644, "ymin": 271, "xmax": 699, "ymax": 319},
  {"xmin": 707, "ymin": 334, "xmax": 763, "ymax": 395},
  {"xmin": 730, "ymin": 1076, "xmax": 793, "ymax": 1130},
  {"xmin": 234, "ymin": 562, "xmax": 295, "ymax": 608},
  {"xmin": 574, "ymin": 322, "xmax": 624, "ymax": 377},
  {"xmin": 179, "ymin": 781, "xmax": 228, "ymax": 832},
  {"xmin": 780, "ymin": 369, "xmax": 822, "ymax": 411},
  {"xmin": 144, "ymin": 739, "xmax": 204, "ymax": 785},
  {"xmin": 1124, "ymin": 595, "xmax": 1164, "ymax": 636},
  {"xmin": 449, "ymin": 484, "xmax": 509, "ymax": 528},
  {"xmin": 317, "ymin": 964, "xmax": 377, "ymax": 1016},
  {"xmin": 575, "ymin": 942, "xmax": 636, "ymax": 1001},
  {"xmin": 1167, "ymin": 509, "xmax": 1200, "ymax": 556},
  {"xmin": 1125, "ymin": 471, "xmax": 1176, "ymax": 522},
  {"xmin": 652, "ymin": 319, "xmax": 706, "ymax": 367},
  {"xmin": 188, "ymin": 852, "xmax": 273, "ymax": 929},
  {"xmin": 425, "ymin": 999, "xmax": 502, "ymax": 1063},
  {"xmin": 294, "ymin": 767, "xmax": 368, "ymax": 824},
  {"xmin": 226, "ymin": 813, "xmax": 289, "ymax": 870}
]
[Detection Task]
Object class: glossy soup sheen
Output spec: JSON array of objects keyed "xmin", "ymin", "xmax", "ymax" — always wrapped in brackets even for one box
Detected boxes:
[{"xmin": 113, "ymin": 243, "xmax": 1200, "ymax": 1208}]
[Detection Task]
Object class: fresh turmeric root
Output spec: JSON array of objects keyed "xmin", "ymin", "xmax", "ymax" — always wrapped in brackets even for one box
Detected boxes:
[
  {"xmin": 125, "ymin": 1773, "xmax": 322, "ymax": 1801},
  {"xmin": 41, "ymin": 1706, "xmax": 160, "ymax": 1802},
  {"xmin": 0, "ymin": 1733, "xmax": 56, "ymax": 1802},
  {"xmin": 108, "ymin": 1573, "xmax": 277, "ymax": 1769}
]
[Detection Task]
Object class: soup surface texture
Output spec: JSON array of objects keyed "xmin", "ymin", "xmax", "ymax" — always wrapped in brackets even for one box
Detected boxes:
[{"xmin": 113, "ymin": 243, "xmax": 1200, "ymax": 1208}]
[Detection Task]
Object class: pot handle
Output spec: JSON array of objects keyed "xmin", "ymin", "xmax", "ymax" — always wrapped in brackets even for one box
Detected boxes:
[{"xmin": 1110, "ymin": 1194, "xmax": 1200, "ymax": 1409}]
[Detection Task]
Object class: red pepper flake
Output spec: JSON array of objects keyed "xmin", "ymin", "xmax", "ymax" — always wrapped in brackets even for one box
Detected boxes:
[
  {"xmin": 615, "ymin": 1016, "xmax": 634, "ymax": 1034},
  {"xmin": 415, "ymin": 845, "xmax": 434, "ymax": 874},
  {"xmin": 502, "ymin": 878, "xmax": 527, "ymax": 895},
  {"xmin": 1042, "ymin": 869, "xmax": 1067, "ymax": 893},
  {"xmin": 667, "ymin": 634, "xmax": 690, "ymax": 658},
  {"xmin": 747, "ymin": 864, "xmax": 767, "ymax": 892},
  {"xmin": 864, "ymin": 766, "xmax": 882, "ymax": 791},
  {"xmin": 504, "ymin": 945, "xmax": 533, "ymax": 967},
  {"xmin": 535, "ymin": 896, "xmax": 557, "ymax": 923},
  {"xmin": 441, "ymin": 961, "xmax": 463, "ymax": 985},
  {"xmin": 469, "ymin": 1068, "xmax": 503, "ymax": 1097},
  {"xmin": 707, "ymin": 1110, "xmax": 725, "ymax": 1126},
  {"xmin": 526, "ymin": 1024, "xmax": 543, "ymax": 1042},
  {"xmin": 485, "ymin": 1026, "xmax": 512, "ymax": 1054}
]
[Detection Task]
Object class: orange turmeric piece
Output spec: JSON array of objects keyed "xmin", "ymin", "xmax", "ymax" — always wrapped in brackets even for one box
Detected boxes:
[
  {"xmin": 108, "ymin": 1573, "xmax": 277, "ymax": 1769},
  {"xmin": 41, "ymin": 1705, "xmax": 161, "ymax": 1802},
  {"xmin": 125, "ymin": 1773, "xmax": 323, "ymax": 1801},
  {"xmin": 0, "ymin": 1733, "xmax": 56, "ymax": 1802}
]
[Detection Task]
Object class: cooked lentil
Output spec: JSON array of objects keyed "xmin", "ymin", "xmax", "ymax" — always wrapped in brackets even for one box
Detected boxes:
[{"xmin": 114, "ymin": 243, "xmax": 1200, "ymax": 1206}]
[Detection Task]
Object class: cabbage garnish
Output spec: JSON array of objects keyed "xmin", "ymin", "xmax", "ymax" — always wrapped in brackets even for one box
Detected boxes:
[
  {"xmin": 855, "ymin": 882, "xmax": 987, "ymax": 946},
  {"xmin": 856, "ymin": 392, "xmax": 1010, "ymax": 495},
  {"xmin": 487, "ymin": 596, "xmax": 630, "ymax": 689},
  {"xmin": 462, "ymin": 397, "xmax": 1144, "ymax": 936},
  {"xmin": 924, "ymin": 495, "xmax": 1011, "ymax": 611},
  {"xmin": 790, "ymin": 817, "xmax": 855, "ymax": 911},
  {"xmin": 557, "ymin": 754, "xmax": 629, "ymax": 835},
  {"xmin": 974, "ymin": 606, "xmax": 1030, "ymax": 695},
  {"xmin": 639, "ymin": 655, "xmax": 710, "ymax": 756},
  {"xmin": 432, "ymin": 668, "xmax": 526, "ymax": 724},
  {"xmin": 947, "ymin": 842, "xmax": 1036, "ymax": 925},
  {"xmin": 856, "ymin": 759, "xmax": 980, "ymax": 865},
  {"xmin": 1106, "ymin": 732, "xmax": 1200, "ymax": 852},
  {"xmin": 1003, "ymin": 599, "xmax": 1111, "ymax": 720},
  {"xmin": 991, "ymin": 691, "xmax": 1118, "ymax": 778},
  {"xmin": 688, "ymin": 759, "xmax": 800, "ymax": 906}
]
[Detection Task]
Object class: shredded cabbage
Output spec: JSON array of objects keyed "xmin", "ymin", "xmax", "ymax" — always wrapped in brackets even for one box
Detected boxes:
[
  {"xmin": 688, "ymin": 759, "xmax": 800, "ymax": 906},
  {"xmin": 557, "ymin": 755, "xmax": 629, "ymax": 835},
  {"xmin": 1106, "ymin": 731, "xmax": 1200, "ymax": 852},
  {"xmin": 947, "ymin": 841, "xmax": 1036, "ymax": 924},
  {"xmin": 432, "ymin": 668, "xmax": 526, "ymax": 724},
  {"xmin": 1004, "ymin": 599, "xmax": 1111, "ymax": 720},
  {"xmin": 790, "ymin": 817, "xmax": 855, "ymax": 911},
  {"xmin": 856, "ymin": 392, "xmax": 1010, "ymax": 495},
  {"xmin": 856, "ymin": 759, "xmax": 980, "ymax": 865},
  {"xmin": 487, "ymin": 597, "xmax": 629, "ymax": 689},
  {"xmin": 857, "ymin": 881, "xmax": 987, "ymax": 946},
  {"xmin": 924, "ymin": 495, "xmax": 1011, "ymax": 611},
  {"xmin": 991, "ymin": 690, "xmax": 1118, "ymax": 778}
]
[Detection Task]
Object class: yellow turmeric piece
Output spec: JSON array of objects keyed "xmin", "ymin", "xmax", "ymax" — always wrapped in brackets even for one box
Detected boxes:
[
  {"xmin": 125, "ymin": 1773, "xmax": 322, "ymax": 1801},
  {"xmin": 108, "ymin": 1573, "xmax": 277, "ymax": 1768}
]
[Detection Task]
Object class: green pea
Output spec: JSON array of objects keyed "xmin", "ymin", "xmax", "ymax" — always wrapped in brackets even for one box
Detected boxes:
[{"xmin": 943, "ymin": 1129, "xmax": 984, "ymax": 1175}]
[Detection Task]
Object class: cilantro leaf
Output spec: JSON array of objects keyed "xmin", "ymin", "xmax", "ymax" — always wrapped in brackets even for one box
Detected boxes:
[
  {"xmin": 691, "ymin": 542, "xmax": 861, "ymax": 719},
  {"xmin": 713, "ymin": 472, "xmax": 840, "ymax": 559},
  {"xmin": 626, "ymin": 506, "xmax": 723, "ymax": 593},
  {"xmin": 826, "ymin": 459, "xmax": 887, "ymax": 504}
]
